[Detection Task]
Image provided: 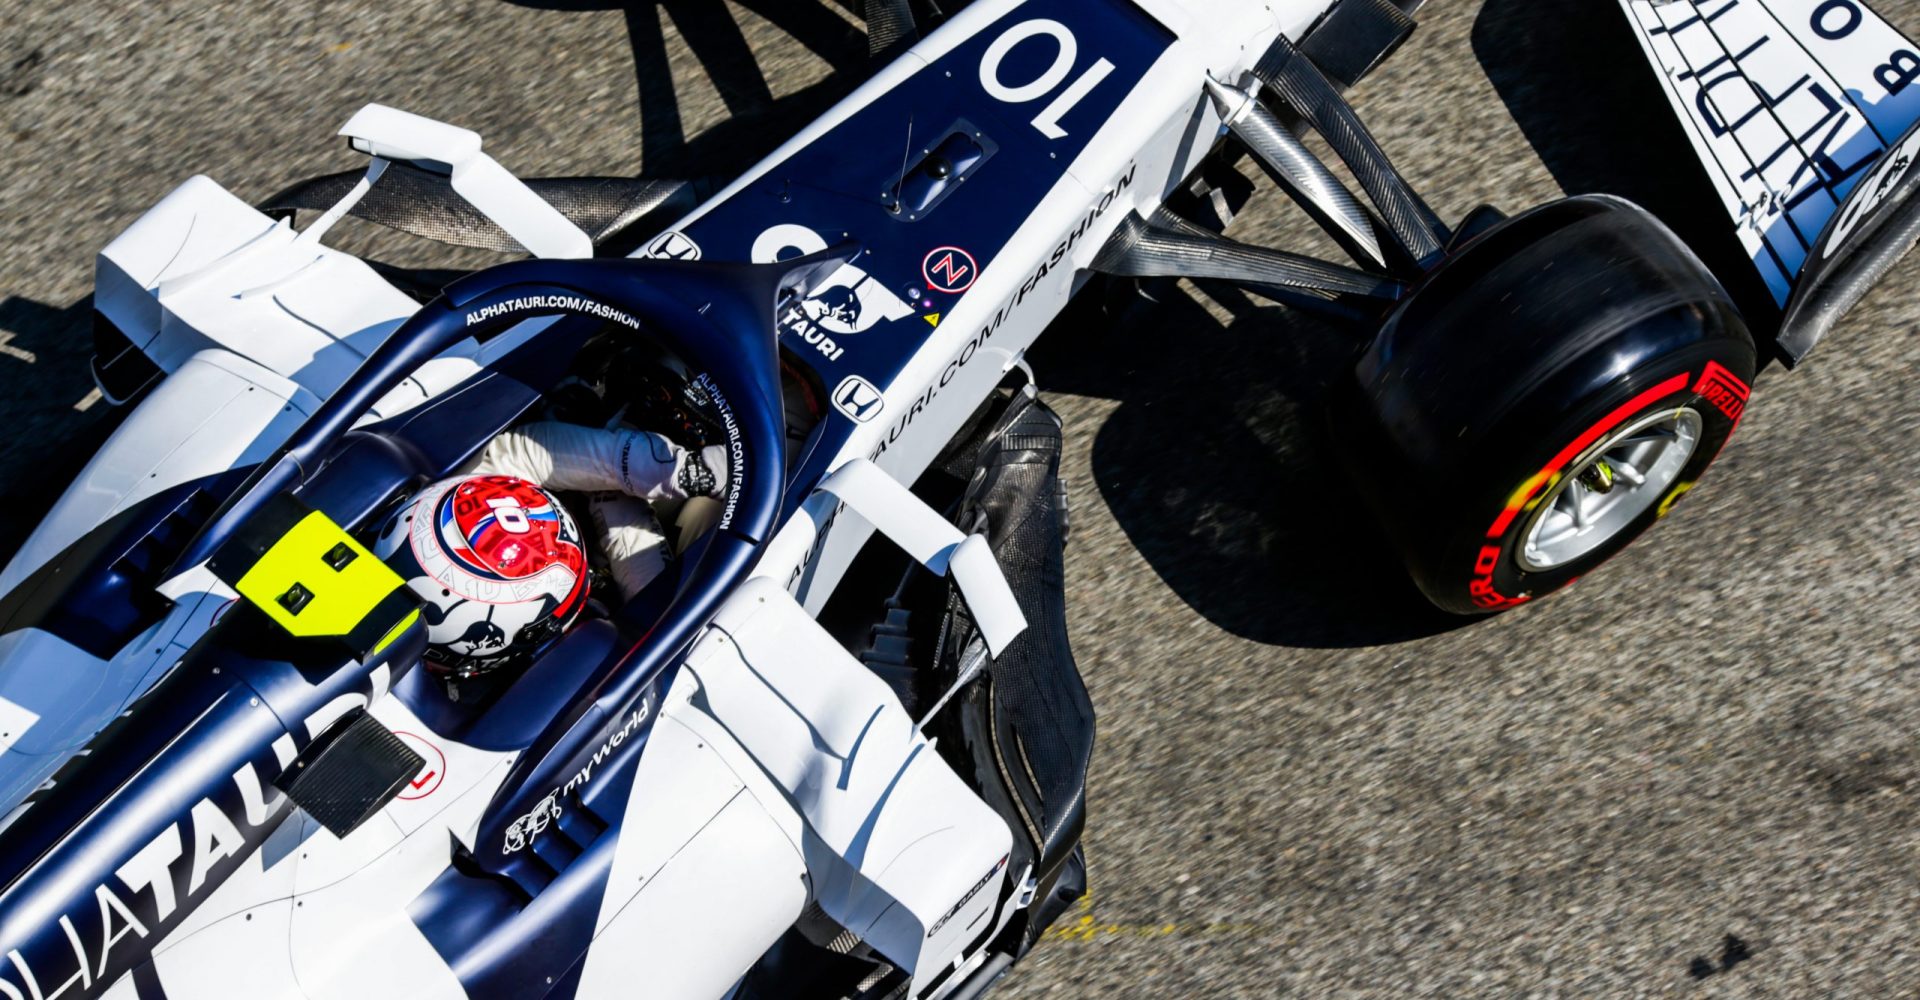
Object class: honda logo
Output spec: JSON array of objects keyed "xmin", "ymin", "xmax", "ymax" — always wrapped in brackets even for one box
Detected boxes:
[
  {"xmin": 832, "ymin": 375, "xmax": 885, "ymax": 423},
  {"xmin": 644, "ymin": 231, "xmax": 702, "ymax": 261}
]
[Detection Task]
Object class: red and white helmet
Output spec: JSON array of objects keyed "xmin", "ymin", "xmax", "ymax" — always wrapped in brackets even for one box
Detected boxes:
[{"xmin": 373, "ymin": 475, "xmax": 589, "ymax": 674}]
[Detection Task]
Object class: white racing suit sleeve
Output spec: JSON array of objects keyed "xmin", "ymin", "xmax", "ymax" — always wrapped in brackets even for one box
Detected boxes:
[
  {"xmin": 469, "ymin": 420, "xmax": 728, "ymax": 500},
  {"xmin": 467, "ymin": 421, "xmax": 725, "ymax": 600}
]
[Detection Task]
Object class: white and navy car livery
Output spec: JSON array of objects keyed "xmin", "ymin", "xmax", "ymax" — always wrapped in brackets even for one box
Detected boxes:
[
  {"xmin": 0, "ymin": 1, "xmax": 1294, "ymax": 997},
  {"xmin": 4, "ymin": 0, "xmax": 1920, "ymax": 997}
]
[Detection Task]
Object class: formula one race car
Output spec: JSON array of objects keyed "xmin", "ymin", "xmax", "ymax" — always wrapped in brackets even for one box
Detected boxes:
[{"xmin": 1, "ymin": 0, "xmax": 1916, "ymax": 997}]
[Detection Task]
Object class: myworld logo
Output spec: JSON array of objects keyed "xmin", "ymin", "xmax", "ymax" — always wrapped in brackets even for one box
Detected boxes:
[
  {"xmin": 562, "ymin": 700, "xmax": 653, "ymax": 796},
  {"xmin": 501, "ymin": 695, "xmax": 654, "ymax": 856}
]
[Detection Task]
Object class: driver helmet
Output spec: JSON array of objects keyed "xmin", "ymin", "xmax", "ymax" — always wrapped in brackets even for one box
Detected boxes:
[{"xmin": 373, "ymin": 475, "xmax": 589, "ymax": 675}]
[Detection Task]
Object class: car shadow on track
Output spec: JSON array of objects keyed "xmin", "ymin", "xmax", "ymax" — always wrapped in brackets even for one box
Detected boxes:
[
  {"xmin": 0, "ymin": 295, "xmax": 124, "ymax": 557},
  {"xmin": 501, "ymin": 0, "xmax": 869, "ymax": 177},
  {"xmin": 1030, "ymin": 281, "xmax": 1469, "ymax": 649},
  {"xmin": 1468, "ymin": 0, "xmax": 1783, "ymax": 329}
]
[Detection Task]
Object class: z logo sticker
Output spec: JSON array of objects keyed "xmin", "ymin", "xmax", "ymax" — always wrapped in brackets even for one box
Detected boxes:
[{"xmin": 923, "ymin": 246, "xmax": 978, "ymax": 294}]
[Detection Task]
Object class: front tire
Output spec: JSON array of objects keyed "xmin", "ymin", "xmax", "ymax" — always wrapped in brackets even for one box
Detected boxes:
[{"xmin": 1337, "ymin": 195, "xmax": 1756, "ymax": 615}]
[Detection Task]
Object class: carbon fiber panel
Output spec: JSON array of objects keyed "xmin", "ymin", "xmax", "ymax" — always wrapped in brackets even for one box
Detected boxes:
[
  {"xmin": 264, "ymin": 164, "xmax": 705, "ymax": 253},
  {"xmin": 863, "ymin": 0, "xmax": 920, "ymax": 59},
  {"xmin": 943, "ymin": 391, "xmax": 1091, "ymax": 873},
  {"xmin": 1252, "ymin": 32, "xmax": 1447, "ymax": 264},
  {"xmin": 1091, "ymin": 212, "xmax": 1404, "ymax": 299}
]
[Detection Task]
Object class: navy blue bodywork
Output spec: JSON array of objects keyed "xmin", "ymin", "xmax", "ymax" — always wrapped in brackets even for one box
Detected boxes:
[{"xmin": 681, "ymin": 0, "xmax": 1173, "ymax": 516}]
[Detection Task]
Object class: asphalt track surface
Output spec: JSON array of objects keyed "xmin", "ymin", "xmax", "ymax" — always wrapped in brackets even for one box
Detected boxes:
[{"xmin": 4, "ymin": 1, "xmax": 1920, "ymax": 997}]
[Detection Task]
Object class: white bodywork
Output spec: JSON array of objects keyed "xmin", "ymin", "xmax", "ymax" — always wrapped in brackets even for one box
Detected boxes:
[
  {"xmin": 0, "ymin": 0, "xmax": 1337, "ymax": 996},
  {"xmin": 134, "ymin": 579, "xmax": 1001, "ymax": 1000},
  {"xmin": 1619, "ymin": 0, "xmax": 1920, "ymax": 303}
]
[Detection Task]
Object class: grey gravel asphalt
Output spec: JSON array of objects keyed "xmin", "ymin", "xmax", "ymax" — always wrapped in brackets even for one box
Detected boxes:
[{"xmin": 5, "ymin": 1, "xmax": 1920, "ymax": 997}]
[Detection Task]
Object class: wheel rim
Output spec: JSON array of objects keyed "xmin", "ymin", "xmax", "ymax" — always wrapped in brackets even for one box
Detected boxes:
[{"xmin": 1517, "ymin": 407, "xmax": 1703, "ymax": 572}]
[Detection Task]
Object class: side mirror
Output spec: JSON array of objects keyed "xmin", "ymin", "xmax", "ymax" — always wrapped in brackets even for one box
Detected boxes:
[
  {"xmin": 807, "ymin": 459, "xmax": 1027, "ymax": 656},
  {"xmin": 336, "ymin": 104, "xmax": 592, "ymax": 259}
]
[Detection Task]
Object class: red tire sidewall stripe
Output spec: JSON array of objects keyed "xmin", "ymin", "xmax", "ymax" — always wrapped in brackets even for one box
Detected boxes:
[
  {"xmin": 1485, "ymin": 372, "xmax": 1692, "ymax": 538},
  {"xmin": 1469, "ymin": 370, "xmax": 1696, "ymax": 609}
]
